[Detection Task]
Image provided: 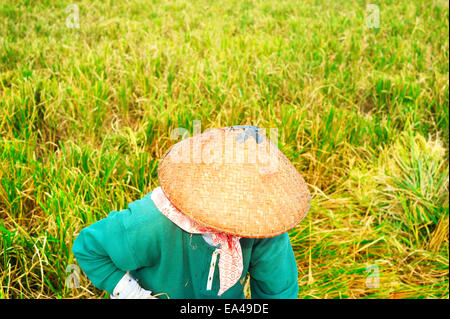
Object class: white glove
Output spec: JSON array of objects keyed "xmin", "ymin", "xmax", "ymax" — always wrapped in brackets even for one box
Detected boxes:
[{"xmin": 110, "ymin": 272, "xmax": 157, "ymax": 299}]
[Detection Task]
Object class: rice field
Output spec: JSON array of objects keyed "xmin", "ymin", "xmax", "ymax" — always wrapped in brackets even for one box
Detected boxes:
[{"xmin": 0, "ymin": 0, "xmax": 448, "ymax": 299}]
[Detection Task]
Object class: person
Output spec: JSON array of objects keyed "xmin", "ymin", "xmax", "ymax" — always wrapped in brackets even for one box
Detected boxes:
[{"xmin": 72, "ymin": 126, "xmax": 311, "ymax": 299}]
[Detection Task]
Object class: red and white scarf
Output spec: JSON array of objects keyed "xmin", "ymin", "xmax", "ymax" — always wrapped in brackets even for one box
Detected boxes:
[{"xmin": 151, "ymin": 187, "xmax": 243, "ymax": 296}]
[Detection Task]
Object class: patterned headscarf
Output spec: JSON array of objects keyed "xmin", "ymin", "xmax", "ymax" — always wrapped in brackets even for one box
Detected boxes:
[{"xmin": 151, "ymin": 187, "xmax": 243, "ymax": 296}]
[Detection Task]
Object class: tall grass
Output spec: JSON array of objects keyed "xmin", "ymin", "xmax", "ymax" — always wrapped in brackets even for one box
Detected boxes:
[{"xmin": 0, "ymin": 0, "xmax": 448, "ymax": 298}]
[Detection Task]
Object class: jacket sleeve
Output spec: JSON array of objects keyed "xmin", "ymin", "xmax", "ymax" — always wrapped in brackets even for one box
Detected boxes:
[
  {"xmin": 72, "ymin": 193, "xmax": 161, "ymax": 294},
  {"xmin": 248, "ymin": 232, "xmax": 299, "ymax": 299}
]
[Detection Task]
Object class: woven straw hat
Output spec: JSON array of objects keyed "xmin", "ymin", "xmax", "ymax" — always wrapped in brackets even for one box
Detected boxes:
[{"xmin": 158, "ymin": 126, "xmax": 311, "ymax": 238}]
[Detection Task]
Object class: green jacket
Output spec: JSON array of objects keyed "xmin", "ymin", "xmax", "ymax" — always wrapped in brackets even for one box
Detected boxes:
[{"xmin": 72, "ymin": 191, "xmax": 299, "ymax": 299}]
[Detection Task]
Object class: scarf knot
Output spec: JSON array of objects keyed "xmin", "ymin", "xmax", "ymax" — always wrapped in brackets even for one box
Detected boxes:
[{"xmin": 151, "ymin": 187, "xmax": 243, "ymax": 296}]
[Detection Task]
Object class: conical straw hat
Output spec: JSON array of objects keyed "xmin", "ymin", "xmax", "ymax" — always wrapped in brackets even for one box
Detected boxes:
[{"xmin": 158, "ymin": 126, "xmax": 311, "ymax": 238}]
